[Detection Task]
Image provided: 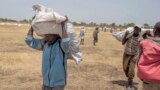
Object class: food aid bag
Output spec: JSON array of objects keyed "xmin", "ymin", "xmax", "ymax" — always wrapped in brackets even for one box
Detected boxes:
[
  {"xmin": 112, "ymin": 27, "xmax": 134, "ymax": 42},
  {"xmin": 31, "ymin": 4, "xmax": 82, "ymax": 64},
  {"xmin": 112, "ymin": 27, "xmax": 153, "ymax": 42},
  {"xmin": 31, "ymin": 4, "xmax": 66, "ymax": 37},
  {"xmin": 63, "ymin": 21, "xmax": 83, "ymax": 64},
  {"xmin": 140, "ymin": 29, "xmax": 153, "ymax": 38},
  {"xmin": 32, "ymin": 21, "xmax": 63, "ymax": 37}
]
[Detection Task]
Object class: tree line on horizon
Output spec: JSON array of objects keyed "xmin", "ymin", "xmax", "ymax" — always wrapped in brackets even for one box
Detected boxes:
[{"xmin": 0, "ymin": 18, "xmax": 152, "ymax": 29}]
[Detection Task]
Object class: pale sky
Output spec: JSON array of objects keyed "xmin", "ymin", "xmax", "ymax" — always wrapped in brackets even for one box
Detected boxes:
[{"xmin": 0, "ymin": 0, "xmax": 160, "ymax": 25}]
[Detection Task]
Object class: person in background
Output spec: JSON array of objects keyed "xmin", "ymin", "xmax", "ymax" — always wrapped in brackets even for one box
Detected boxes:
[
  {"xmin": 25, "ymin": 18, "xmax": 70, "ymax": 90},
  {"xmin": 137, "ymin": 22, "xmax": 160, "ymax": 90},
  {"xmin": 93, "ymin": 27, "xmax": 99, "ymax": 46},
  {"xmin": 79, "ymin": 27, "xmax": 86, "ymax": 45},
  {"xmin": 142, "ymin": 30, "xmax": 152, "ymax": 39},
  {"xmin": 122, "ymin": 26, "xmax": 141, "ymax": 89},
  {"xmin": 110, "ymin": 28, "xmax": 113, "ymax": 33}
]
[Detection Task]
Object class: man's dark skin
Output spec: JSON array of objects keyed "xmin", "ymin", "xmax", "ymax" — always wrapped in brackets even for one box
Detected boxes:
[
  {"xmin": 122, "ymin": 26, "xmax": 141, "ymax": 45},
  {"xmin": 121, "ymin": 26, "xmax": 141, "ymax": 90},
  {"xmin": 142, "ymin": 30, "xmax": 152, "ymax": 39}
]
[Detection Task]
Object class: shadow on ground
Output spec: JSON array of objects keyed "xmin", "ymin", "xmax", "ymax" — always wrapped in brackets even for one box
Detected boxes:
[{"xmin": 110, "ymin": 80, "xmax": 139, "ymax": 90}]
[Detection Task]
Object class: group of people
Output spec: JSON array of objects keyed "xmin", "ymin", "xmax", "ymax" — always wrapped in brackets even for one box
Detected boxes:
[
  {"xmin": 25, "ymin": 19, "xmax": 160, "ymax": 90},
  {"xmin": 122, "ymin": 22, "xmax": 160, "ymax": 90},
  {"xmin": 79, "ymin": 27, "xmax": 99, "ymax": 46}
]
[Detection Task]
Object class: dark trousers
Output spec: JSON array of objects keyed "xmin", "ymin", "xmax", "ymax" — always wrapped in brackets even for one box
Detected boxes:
[
  {"xmin": 80, "ymin": 38, "xmax": 84, "ymax": 45},
  {"xmin": 123, "ymin": 53, "xmax": 136, "ymax": 86},
  {"xmin": 93, "ymin": 37, "xmax": 98, "ymax": 45},
  {"xmin": 42, "ymin": 85, "xmax": 64, "ymax": 90}
]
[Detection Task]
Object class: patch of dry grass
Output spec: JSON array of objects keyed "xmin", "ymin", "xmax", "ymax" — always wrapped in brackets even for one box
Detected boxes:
[{"xmin": 0, "ymin": 25, "xmax": 142, "ymax": 90}]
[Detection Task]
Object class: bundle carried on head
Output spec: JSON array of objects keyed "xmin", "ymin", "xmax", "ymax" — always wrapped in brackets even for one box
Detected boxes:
[
  {"xmin": 32, "ymin": 4, "xmax": 66, "ymax": 37},
  {"xmin": 31, "ymin": 4, "xmax": 83, "ymax": 64},
  {"xmin": 112, "ymin": 27, "xmax": 134, "ymax": 42},
  {"xmin": 112, "ymin": 26, "xmax": 153, "ymax": 42}
]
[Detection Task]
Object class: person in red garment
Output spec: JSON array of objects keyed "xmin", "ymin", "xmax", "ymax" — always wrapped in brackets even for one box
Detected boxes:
[{"xmin": 137, "ymin": 21, "xmax": 160, "ymax": 90}]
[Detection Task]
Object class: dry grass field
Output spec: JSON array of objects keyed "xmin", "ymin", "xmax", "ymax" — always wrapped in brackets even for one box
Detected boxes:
[{"xmin": 0, "ymin": 24, "xmax": 143, "ymax": 90}]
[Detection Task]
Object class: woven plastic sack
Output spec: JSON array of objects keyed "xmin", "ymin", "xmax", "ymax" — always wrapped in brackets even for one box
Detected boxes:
[
  {"xmin": 31, "ymin": 4, "xmax": 66, "ymax": 36},
  {"xmin": 63, "ymin": 21, "xmax": 83, "ymax": 64},
  {"xmin": 112, "ymin": 27, "xmax": 134, "ymax": 42}
]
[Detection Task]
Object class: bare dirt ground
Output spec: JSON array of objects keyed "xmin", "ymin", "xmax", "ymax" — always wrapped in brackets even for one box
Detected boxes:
[{"xmin": 0, "ymin": 25, "xmax": 142, "ymax": 90}]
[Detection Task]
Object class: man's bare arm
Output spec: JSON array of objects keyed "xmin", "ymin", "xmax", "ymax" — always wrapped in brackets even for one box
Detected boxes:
[{"xmin": 122, "ymin": 31, "xmax": 129, "ymax": 45}]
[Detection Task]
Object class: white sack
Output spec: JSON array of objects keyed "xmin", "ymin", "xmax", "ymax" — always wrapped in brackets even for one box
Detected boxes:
[
  {"xmin": 63, "ymin": 21, "xmax": 83, "ymax": 64},
  {"xmin": 31, "ymin": 4, "xmax": 66, "ymax": 36},
  {"xmin": 112, "ymin": 27, "xmax": 153, "ymax": 42},
  {"xmin": 31, "ymin": 4, "xmax": 82, "ymax": 64},
  {"xmin": 32, "ymin": 21, "xmax": 63, "ymax": 37},
  {"xmin": 112, "ymin": 27, "xmax": 134, "ymax": 42},
  {"xmin": 140, "ymin": 29, "xmax": 153, "ymax": 36}
]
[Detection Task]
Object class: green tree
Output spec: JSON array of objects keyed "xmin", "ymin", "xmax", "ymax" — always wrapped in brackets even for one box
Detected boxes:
[
  {"xmin": 143, "ymin": 23, "xmax": 150, "ymax": 28},
  {"xmin": 110, "ymin": 23, "xmax": 116, "ymax": 28},
  {"xmin": 123, "ymin": 22, "xmax": 135, "ymax": 28},
  {"xmin": 88, "ymin": 22, "xmax": 97, "ymax": 26},
  {"xmin": 19, "ymin": 19, "xmax": 29, "ymax": 23},
  {"xmin": 72, "ymin": 22, "xmax": 80, "ymax": 26},
  {"xmin": 80, "ymin": 22, "xmax": 87, "ymax": 26}
]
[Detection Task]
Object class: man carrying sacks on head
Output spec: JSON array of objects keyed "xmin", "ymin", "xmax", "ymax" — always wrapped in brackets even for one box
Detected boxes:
[
  {"xmin": 122, "ymin": 26, "xmax": 141, "ymax": 89},
  {"xmin": 25, "ymin": 5, "xmax": 82, "ymax": 90}
]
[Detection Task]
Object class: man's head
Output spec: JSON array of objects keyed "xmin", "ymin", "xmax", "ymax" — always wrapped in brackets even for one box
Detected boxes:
[
  {"xmin": 64, "ymin": 16, "xmax": 68, "ymax": 22},
  {"xmin": 95, "ymin": 27, "xmax": 99, "ymax": 31},
  {"xmin": 153, "ymin": 21, "xmax": 160, "ymax": 37},
  {"xmin": 43, "ymin": 34, "xmax": 60, "ymax": 45},
  {"xmin": 133, "ymin": 26, "xmax": 141, "ymax": 36},
  {"xmin": 142, "ymin": 30, "xmax": 152, "ymax": 39}
]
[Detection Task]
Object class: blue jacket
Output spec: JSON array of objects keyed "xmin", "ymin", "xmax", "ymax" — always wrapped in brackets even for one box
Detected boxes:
[{"xmin": 25, "ymin": 35, "xmax": 70, "ymax": 87}]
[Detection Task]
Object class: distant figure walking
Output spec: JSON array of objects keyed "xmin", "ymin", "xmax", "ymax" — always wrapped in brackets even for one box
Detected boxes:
[
  {"xmin": 93, "ymin": 27, "xmax": 99, "ymax": 46},
  {"xmin": 80, "ymin": 27, "xmax": 86, "ymax": 45}
]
